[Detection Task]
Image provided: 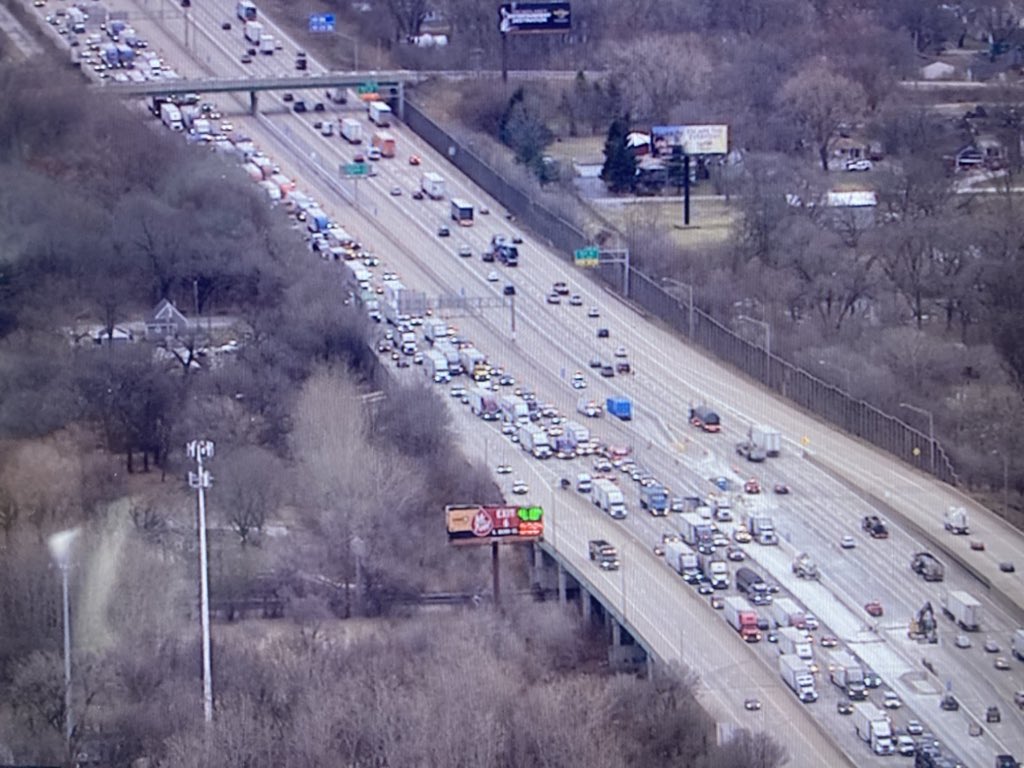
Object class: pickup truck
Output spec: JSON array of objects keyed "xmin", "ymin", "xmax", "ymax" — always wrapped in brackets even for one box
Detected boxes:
[{"xmin": 862, "ymin": 515, "xmax": 889, "ymax": 539}]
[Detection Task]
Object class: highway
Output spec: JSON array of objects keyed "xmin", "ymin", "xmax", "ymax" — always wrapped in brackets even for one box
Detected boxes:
[{"xmin": 25, "ymin": 1, "xmax": 1024, "ymax": 765}]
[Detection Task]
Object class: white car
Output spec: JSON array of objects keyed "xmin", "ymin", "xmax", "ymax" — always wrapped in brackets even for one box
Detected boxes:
[
  {"xmin": 614, "ymin": 346, "xmax": 627, "ymax": 358},
  {"xmin": 882, "ymin": 691, "xmax": 902, "ymax": 709},
  {"xmin": 496, "ymin": 464, "xmax": 512, "ymax": 475},
  {"xmin": 512, "ymin": 480, "xmax": 528, "ymax": 495},
  {"xmin": 955, "ymin": 634, "xmax": 972, "ymax": 649},
  {"xmin": 487, "ymin": 270, "xmax": 499, "ymax": 282},
  {"xmin": 588, "ymin": 307, "xmax": 600, "ymax": 318},
  {"xmin": 896, "ymin": 735, "xmax": 915, "ymax": 756},
  {"xmin": 840, "ymin": 535, "xmax": 856, "ymax": 549},
  {"xmin": 571, "ymin": 373, "xmax": 587, "ymax": 389},
  {"xmin": 845, "ymin": 158, "xmax": 872, "ymax": 172}
]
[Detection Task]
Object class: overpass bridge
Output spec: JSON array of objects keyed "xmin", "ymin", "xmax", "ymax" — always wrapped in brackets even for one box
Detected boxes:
[{"xmin": 97, "ymin": 71, "xmax": 423, "ymax": 114}]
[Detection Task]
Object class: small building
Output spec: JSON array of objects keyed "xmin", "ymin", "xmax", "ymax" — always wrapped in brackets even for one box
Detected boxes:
[
  {"xmin": 832, "ymin": 135, "xmax": 871, "ymax": 161},
  {"xmin": 921, "ymin": 61, "xmax": 956, "ymax": 80},
  {"xmin": 145, "ymin": 298, "xmax": 191, "ymax": 340},
  {"xmin": 88, "ymin": 325, "xmax": 134, "ymax": 345}
]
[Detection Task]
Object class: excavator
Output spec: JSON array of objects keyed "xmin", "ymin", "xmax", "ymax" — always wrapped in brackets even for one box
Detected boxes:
[{"xmin": 908, "ymin": 601, "xmax": 938, "ymax": 643}]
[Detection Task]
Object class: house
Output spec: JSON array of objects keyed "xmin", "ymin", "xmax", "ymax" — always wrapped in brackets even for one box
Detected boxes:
[
  {"xmin": 88, "ymin": 325, "xmax": 134, "ymax": 345},
  {"xmin": 921, "ymin": 61, "xmax": 956, "ymax": 80},
  {"xmin": 145, "ymin": 298, "xmax": 191, "ymax": 340},
  {"xmin": 832, "ymin": 136, "xmax": 871, "ymax": 161},
  {"xmin": 954, "ymin": 135, "xmax": 1005, "ymax": 170}
]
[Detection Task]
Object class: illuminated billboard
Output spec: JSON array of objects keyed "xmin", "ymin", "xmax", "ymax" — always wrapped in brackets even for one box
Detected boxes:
[
  {"xmin": 445, "ymin": 504, "xmax": 544, "ymax": 545},
  {"xmin": 650, "ymin": 125, "xmax": 729, "ymax": 157}
]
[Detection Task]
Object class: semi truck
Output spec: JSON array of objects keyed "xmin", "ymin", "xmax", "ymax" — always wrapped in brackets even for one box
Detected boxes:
[
  {"xmin": 606, "ymin": 396, "xmax": 632, "ymax": 421},
  {"xmin": 679, "ymin": 512, "xmax": 714, "ymax": 553},
  {"xmin": 746, "ymin": 513, "xmax": 778, "ymax": 545},
  {"xmin": 368, "ymin": 101, "xmax": 392, "ymax": 126},
  {"xmin": 827, "ymin": 650, "xmax": 866, "ymax": 700},
  {"xmin": 236, "ymin": 0, "xmax": 257, "ymax": 21},
  {"xmin": 423, "ymin": 319, "xmax": 448, "ymax": 344},
  {"xmin": 771, "ymin": 598, "xmax": 807, "ymax": 630},
  {"xmin": 696, "ymin": 552, "xmax": 729, "ymax": 589},
  {"xmin": 750, "ymin": 424, "xmax": 782, "ymax": 456},
  {"xmin": 722, "ymin": 596, "xmax": 761, "ymax": 642},
  {"xmin": 371, "ymin": 131, "xmax": 396, "ymax": 158},
  {"xmin": 779, "ymin": 654, "xmax": 818, "ymax": 703},
  {"xmin": 1013, "ymin": 629, "xmax": 1024, "ymax": 661},
  {"xmin": 735, "ymin": 567, "xmax": 771, "ymax": 606},
  {"xmin": 777, "ymin": 626, "xmax": 812, "ymax": 660},
  {"xmin": 421, "ymin": 172, "xmax": 445, "ymax": 200},
  {"xmin": 424, "ymin": 350, "xmax": 449, "ymax": 383},
  {"xmin": 791, "ymin": 552, "xmax": 820, "ymax": 580},
  {"xmin": 664, "ymin": 540, "xmax": 700, "ymax": 582},
  {"xmin": 159, "ymin": 102, "xmax": 184, "ymax": 131},
  {"xmin": 341, "ymin": 118, "xmax": 363, "ymax": 144},
  {"xmin": 640, "ymin": 484, "xmax": 669, "ymax": 516},
  {"xmin": 852, "ymin": 702, "xmax": 894, "ymax": 755},
  {"xmin": 941, "ymin": 590, "xmax": 981, "ymax": 631},
  {"xmin": 499, "ymin": 395, "xmax": 530, "ymax": 425},
  {"xmin": 458, "ymin": 347, "xmax": 487, "ymax": 379},
  {"xmin": 518, "ymin": 424, "xmax": 551, "ymax": 459},
  {"xmin": 593, "ymin": 478, "xmax": 626, "ymax": 520},
  {"xmin": 944, "ymin": 506, "xmax": 969, "ymax": 535},
  {"xmin": 244, "ymin": 20, "xmax": 264, "ymax": 44},
  {"xmin": 470, "ymin": 389, "xmax": 500, "ymax": 420}
]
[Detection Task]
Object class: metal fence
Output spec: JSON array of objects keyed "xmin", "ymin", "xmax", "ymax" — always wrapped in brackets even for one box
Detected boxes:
[{"xmin": 402, "ymin": 100, "xmax": 959, "ymax": 487}]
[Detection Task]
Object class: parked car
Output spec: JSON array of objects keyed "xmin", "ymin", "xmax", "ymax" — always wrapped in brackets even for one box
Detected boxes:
[{"xmin": 845, "ymin": 158, "xmax": 872, "ymax": 172}]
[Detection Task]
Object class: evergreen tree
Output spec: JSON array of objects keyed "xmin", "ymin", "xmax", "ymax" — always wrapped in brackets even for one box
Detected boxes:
[{"xmin": 600, "ymin": 115, "xmax": 636, "ymax": 193}]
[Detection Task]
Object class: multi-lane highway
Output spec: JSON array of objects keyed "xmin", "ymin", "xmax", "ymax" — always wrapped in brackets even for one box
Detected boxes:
[{"xmin": 25, "ymin": 1, "xmax": 1024, "ymax": 765}]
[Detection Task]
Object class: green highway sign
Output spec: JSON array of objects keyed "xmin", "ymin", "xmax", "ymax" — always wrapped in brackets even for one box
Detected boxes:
[
  {"xmin": 344, "ymin": 163, "xmax": 369, "ymax": 177},
  {"xmin": 574, "ymin": 245, "xmax": 599, "ymax": 267},
  {"xmin": 357, "ymin": 81, "xmax": 379, "ymax": 95}
]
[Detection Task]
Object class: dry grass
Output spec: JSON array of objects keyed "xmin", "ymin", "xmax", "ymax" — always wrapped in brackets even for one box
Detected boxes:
[{"xmin": 595, "ymin": 196, "xmax": 737, "ymax": 249}]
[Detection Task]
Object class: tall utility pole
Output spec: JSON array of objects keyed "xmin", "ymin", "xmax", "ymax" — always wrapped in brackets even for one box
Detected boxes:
[
  {"xmin": 47, "ymin": 528, "xmax": 80, "ymax": 752},
  {"xmin": 187, "ymin": 439, "xmax": 215, "ymax": 724}
]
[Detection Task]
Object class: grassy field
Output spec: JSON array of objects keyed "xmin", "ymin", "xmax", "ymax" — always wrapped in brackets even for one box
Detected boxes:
[{"xmin": 593, "ymin": 196, "xmax": 738, "ymax": 249}]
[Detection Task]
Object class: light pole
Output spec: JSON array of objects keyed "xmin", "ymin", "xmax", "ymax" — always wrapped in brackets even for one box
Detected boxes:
[
  {"xmin": 186, "ymin": 439, "xmax": 215, "ymax": 724},
  {"xmin": 47, "ymin": 527, "xmax": 80, "ymax": 750},
  {"xmin": 661, "ymin": 277, "xmax": 695, "ymax": 340},
  {"xmin": 738, "ymin": 315, "xmax": 771, "ymax": 384},
  {"xmin": 899, "ymin": 403, "xmax": 935, "ymax": 475}
]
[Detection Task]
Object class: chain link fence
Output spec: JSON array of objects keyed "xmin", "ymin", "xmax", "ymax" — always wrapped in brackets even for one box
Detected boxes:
[{"xmin": 402, "ymin": 100, "xmax": 959, "ymax": 487}]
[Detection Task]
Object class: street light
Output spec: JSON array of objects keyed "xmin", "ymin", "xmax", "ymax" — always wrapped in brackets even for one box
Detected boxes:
[
  {"xmin": 661, "ymin": 277, "xmax": 695, "ymax": 339},
  {"xmin": 186, "ymin": 439, "xmax": 215, "ymax": 724},
  {"xmin": 899, "ymin": 403, "xmax": 935, "ymax": 475},
  {"xmin": 737, "ymin": 315, "xmax": 771, "ymax": 383},
  {"xmin": 47, "ymin": 527, "xmax": 80, "ymax": 749}
]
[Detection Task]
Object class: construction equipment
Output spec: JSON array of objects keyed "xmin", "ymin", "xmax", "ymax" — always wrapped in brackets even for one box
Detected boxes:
[{"xmin": 909, "ymin": 601, "xmax": 938, "ymax": 644}]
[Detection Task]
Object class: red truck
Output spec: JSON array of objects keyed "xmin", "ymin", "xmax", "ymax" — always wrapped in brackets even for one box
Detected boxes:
[{"xmin": 723, "ymin": 596, "xmax": 762, "ymax": 642}]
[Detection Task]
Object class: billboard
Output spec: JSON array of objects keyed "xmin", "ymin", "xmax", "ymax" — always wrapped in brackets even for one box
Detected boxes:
[
  {"xmin": 498, "ymin": 2, "xmax": 571, "ymax": 34},
  {"xmin": 446, "ymin": 504, "xmax": 544, "ymax": 545},
  {"xmin": 650, "ymin": 125, "xmax": 729, "ymax": 157}
]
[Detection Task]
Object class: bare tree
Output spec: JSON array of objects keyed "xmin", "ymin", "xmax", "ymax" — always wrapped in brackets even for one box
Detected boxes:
[
  {"xmin": 215, "ymin": 445, "xmax": 287, "ymax": 546},
  {"xmin": 777, "ymin": 63, "xmax": 868, "ymax": 171}
]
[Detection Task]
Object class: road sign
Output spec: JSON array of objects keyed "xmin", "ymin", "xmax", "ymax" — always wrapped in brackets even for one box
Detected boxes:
[
  {"xmin": 308, "ymin": 12, "xmax": 335, "ymax": 32},
  {"xmin": 343, "ymin": 163, "xmax": 368, "ymax": 177},
  {"xmin": 574, "ymin": 245, "xmax": 599, "ymax": 267},
  {"xmin": 445, "ymin": 504, "xmax": 544, "ymax": 545},
  {"xmin": 357, "ymin": 81, "xmax": 379, "ymax": 95},
  {"xmin": 498, "ymin": 2, "xmax": 571, "ymax": 34}
]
